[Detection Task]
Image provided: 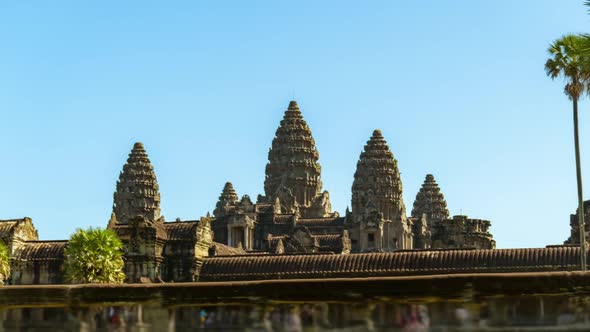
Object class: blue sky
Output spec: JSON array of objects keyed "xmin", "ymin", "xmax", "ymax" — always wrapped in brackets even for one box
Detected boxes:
[{"xmin": 1, "ymin": 1, "xmax": 589, "ymax": 248}]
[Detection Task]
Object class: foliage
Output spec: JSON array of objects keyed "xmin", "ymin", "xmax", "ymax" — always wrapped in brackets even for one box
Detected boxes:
[
  {"xmin": 63, "ymin": 227, "xmax": 125, "ymax": 284},
  {"xmin": 0, "ymin": 241, "xmax": 9, "ymax": 285},
  {"xmin": 545, "ymin": 34, "xmax": 590, "ymax": 100}
]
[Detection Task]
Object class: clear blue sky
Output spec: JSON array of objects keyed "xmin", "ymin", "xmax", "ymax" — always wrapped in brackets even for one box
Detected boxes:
[{"xmin": 1, "ymin": 1, "xmax": 589, "ymax": 248}]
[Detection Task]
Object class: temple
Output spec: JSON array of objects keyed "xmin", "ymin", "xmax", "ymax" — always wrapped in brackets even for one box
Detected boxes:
[{"xmin": 2, "ymin": 100, "xmax": 499, "ymax": 285}]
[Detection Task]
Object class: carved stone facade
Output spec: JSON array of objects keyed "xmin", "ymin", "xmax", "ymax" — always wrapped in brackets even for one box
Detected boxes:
[
  {"xmin": 211, "ymin": 105, "xmax": 494, "ymax": 253},
  {"xmin": 3, "ymin": 100, "xmax": 497, "ymax": 285},
  {"xmin": 266, "ymin": 226, "xmax": 351, "ymax": 254},
  {"xmin": 430, "ymin": 215, "xmax": 495, "ymax": 249},
  {"xmin": 348, "ymin": 130, "xmax": 413, "ymax": 252},
  {"xmin": 410, "ymin": 174, "xmax": 496, "ymax": 249},
  {"xmin": 5, "ymin": 144, "xmax": 215, "ymax": 285},
  {"xmin": 107, "ymin": 143, "xmax": 213, "ymax": 283},
  {"xmin": 411, "ymin": 174, "xmax": 450, "ymax": 225},
  {"xmin": 213, "ymin": 182, "xmax": 239, "ymax": 218},
  {"xmin": 262, "ymin": 101, "xmax": 333, "ymax": 218},
  {"xmin": 112, "ymin": 142, "xmax": 161, "ymax": 224}
]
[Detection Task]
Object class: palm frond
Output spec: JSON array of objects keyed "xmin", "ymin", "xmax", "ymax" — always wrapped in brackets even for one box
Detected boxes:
[
  {"xmin": 545, "ymin": 34, "xmax": 590, "ymax": 100},
  {"xmin": 64, "ymin": 227, "xmax": 125, "ymax": 284}
]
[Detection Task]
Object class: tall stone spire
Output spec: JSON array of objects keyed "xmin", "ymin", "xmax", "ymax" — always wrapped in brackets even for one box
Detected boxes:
[
  {"xmin": 214, "ymin": 182, "xmax": 239, "ymax": 217},
  {"xmin": 351, "ymin": 129, "xmax": 405, "ymax": 221},
  {"xmin": 411, "ymin": 174, "xmax": 450, "ymax": 224},
  {"xmin": 264, "ymin": 100, "xmax": 327, "ymax": 216},
  {"xmin": 112, "ymin": 142, "xmax": 161, "ymax": 224}
]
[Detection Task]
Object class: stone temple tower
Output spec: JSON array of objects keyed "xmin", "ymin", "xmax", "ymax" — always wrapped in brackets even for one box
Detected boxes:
[
  {"xmin": 264, "ymin": 100, "xmax": 332, "ymax": 218},
  {"xmin": 411, "ymin": 174, "xmax": 450, "ymax": 226},
  {"xmin": 349, "ymin": 130, "xmax": 412, "ymax": 252},
  {"xmin": 112, "ymin": 142, "xmax": 161, "ymax": 224},
  {"xmin": 109, "ymin": 142, "xmax": 166, "ymax": 283},
  {"xmin": 213, "ymin": 182, "xmax": 239, "ymax": 218}
]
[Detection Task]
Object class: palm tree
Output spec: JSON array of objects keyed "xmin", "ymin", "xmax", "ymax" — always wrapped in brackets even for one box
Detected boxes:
[
  {"xmin": 0, "ymin": 241, "xmax": 10, "ymax": 285},
  {"xmin": 63, "ymin": 227, "xmax": 126, "ymax": 284},
  {"xmin": 546, "ymin": 34, "xmax": 590, "ymax": 270}
]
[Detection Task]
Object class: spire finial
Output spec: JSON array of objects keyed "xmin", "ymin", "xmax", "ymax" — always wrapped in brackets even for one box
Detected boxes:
[{"xmin": 288, "ymin": 100, "xmax": 299, "ymax": 110}]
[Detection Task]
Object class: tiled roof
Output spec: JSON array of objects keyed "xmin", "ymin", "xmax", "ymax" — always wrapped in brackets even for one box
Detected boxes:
[
  {"xmin": 199, "ymin": 247, "xmax": 585, "ymax": 281},
  {"xmin": 268, "ymin": 235, "xmax": 287, "ymax": 246},
  {"xmin": 267, "ymin": 233, "xmax": 345, "ymax": 253},
  {"xmin": 274, "ymin": 215, "xmax": 294, "ymax": 223},
  {"xmin": 315, "ymin": 234, "xmax": 343, "ymax": 249},
  {"xmin": 298, "ymin": 218, "xmax": 344, "ymax": 227},
  {"xmin": 0, "ymin": 220, "xmax": 17, "ymax": 237},
  {"xmin": 210, "ymin": 242, "xmax": 247, "ymax": 256},
  {"xmin": 13, "ymin": 241, "xmax": 67, "ymax": 261},
  {"xmin": 163, "ymin": 221, "xmax": 198, "ymax": 241}
]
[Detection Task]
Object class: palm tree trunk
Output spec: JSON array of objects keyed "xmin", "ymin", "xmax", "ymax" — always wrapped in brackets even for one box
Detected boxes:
[{"xmin": 573, "ymin": 97, "xmax": 587, "ymax": 270}]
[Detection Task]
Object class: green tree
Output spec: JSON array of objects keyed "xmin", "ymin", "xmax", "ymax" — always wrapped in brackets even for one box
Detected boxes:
[
  {"xmin": 63, "ymin": 228, "xmax": 125, "ymax": 284},
  {"xmin": 545, "ymin": 34, "xmax": 590, "ymax": 270},
  {"xmin": 0, "ymin": 241, "xmax": 10, "ymax": 285}
]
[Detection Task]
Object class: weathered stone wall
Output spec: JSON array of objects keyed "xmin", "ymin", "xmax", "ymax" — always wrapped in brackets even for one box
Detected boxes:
[{"xmin": 431, "ymin": 215, "xmax": 495, "ymax": 249}]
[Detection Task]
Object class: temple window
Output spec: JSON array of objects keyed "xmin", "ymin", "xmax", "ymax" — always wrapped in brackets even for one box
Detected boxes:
[{"xmin": 368, "ymin": 233, "xmax": 375, "ymax": 247}]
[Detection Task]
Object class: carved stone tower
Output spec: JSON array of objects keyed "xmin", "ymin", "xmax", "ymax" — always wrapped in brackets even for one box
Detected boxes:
[
  {"xmin": 411, "ymin": 174, "xmax": 450, "ymax": 226},
  {"xmin": 109, "ymin": 142, "xmax": 166, "ymax": 283},
  {"xmin": 349, "ymin": 130, "xmax": 412, "ymax": 252},
  {"xmin": 214, "ymin": 182, "xmax": 239, "ymax": 218},
  {"xmin": 352, "ymin": 130, "xmax": 405, "ymax": 221},
  {"xmin": 264, "ymin": 101, "xmax": 331, "ymax": 218},
  {"xmin": 112, "ymin": 142, "xmax": 161, "ymax": 224}
]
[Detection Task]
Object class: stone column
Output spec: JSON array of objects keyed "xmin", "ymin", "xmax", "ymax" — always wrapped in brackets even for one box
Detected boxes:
[
  {"xmin": 244, "ymin": 227, "xmax": 249, "ymax": 250},
  {"xmin": 227, "ymin": 225, "xmax": 233, "ymax": 247},
  {"xmin": 382, "ymin": 224, "xmax": 389, "ymax": 251}
]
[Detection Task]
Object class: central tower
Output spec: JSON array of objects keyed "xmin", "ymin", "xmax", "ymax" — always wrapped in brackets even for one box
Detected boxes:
[
  {"xmin": 264, "ymin": 100, "xmax": 331, "ymax": 218},
  {"xmin": 349, "ymin": 129, "xmax": 412, "ymax": 251}
]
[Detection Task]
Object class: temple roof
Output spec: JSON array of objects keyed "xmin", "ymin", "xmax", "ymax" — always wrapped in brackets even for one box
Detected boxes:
[
  {"xmin": 221, "ymin": 182, "xmax": 238, "ymax": 203},
  {"xmin": 13, "ymin": 241, "xmax": 67, "ymax": 261},
  {"xmin": 411, "ymin": 174, "xmax": 450, "ymax": 223},
  {"xmin": 297, "ymin": 217, "xmax": 345, "ymax": 227},
  {"xmin": 0, "ymin": 220, "xmax": 19, "ymax": 236},
  {"xmin": 210, "ymin": 242, "xmax": 247, "ymax": 256},
  {"xmin": 314, "ymin": 234, "xmax": 348, "ymax": 252},
  {"xmin": 163, "ymin": 221, "xmax": 200, "ymax": 241},
  {"xmin": 113, "ymin": 142, "xmax": 161, "ymax": 224},
  {"xmin": 264, "ymin": 100, "xmax": 324, "ymax": 212},
  {"xmin": 266, "ymin": 230, "xmax": 349, "ymax": 254},
  {"xmin": 199, "ymin": 247, "xmax": 583, "ymax": 281},
  {"xmin": 0, "ymin": 218, "xmax": 38, "ymax": 243}
]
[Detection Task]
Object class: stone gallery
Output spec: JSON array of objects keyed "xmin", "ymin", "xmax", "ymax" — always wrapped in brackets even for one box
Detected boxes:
[{"xmin": 1, "ymin": 101, "xmax": 496, "ymax": 284}]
